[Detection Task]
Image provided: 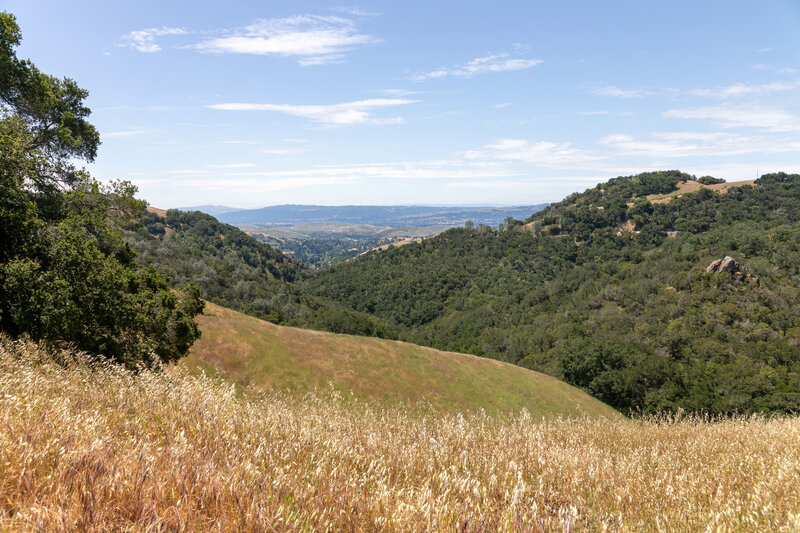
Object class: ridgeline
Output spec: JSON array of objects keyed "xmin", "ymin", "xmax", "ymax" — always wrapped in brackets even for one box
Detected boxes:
[{"xmin": 303, "ymin": 171, "xmax": 800, "ymax": 414}]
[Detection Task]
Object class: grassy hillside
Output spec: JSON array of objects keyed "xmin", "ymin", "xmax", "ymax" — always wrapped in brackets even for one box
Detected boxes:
[
  {"xmin": 4, "ymin": 335, "xmax": 799, "ymax": 531},
  {"xmin": 183, "ymin": 302, "xmax": 617, "ymax": 417},
  {"xmin": 304, "ymin": 171, "xmax": 800, "ymax": 414}
]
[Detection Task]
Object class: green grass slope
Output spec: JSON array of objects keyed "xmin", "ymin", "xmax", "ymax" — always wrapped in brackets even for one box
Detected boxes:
[{"xmin": 183, "ymin": 302, "xmax": 617, "ymax": 418}]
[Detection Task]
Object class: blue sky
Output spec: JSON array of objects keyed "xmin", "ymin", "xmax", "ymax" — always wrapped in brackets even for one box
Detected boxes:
[{"xmin": 3, "ymin": 0, "xmax": 800, "ymax": 207}]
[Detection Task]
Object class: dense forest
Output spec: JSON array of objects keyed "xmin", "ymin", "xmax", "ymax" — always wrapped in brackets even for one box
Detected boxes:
[
  {"xmin": 304, "ymin": 171, "xmax": 800, "ymax": 414},
  {"xmin": 125, "ymin": 209, "xmax": 397, "ymax": 339}
]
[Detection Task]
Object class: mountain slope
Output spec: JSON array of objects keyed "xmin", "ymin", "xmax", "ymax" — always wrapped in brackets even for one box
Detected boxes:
[
  {"xmin": 183, "ymin": 302, "xmax": 617, "ymax": 417},
  {"xmin": 304, "ymin": 171, "xmax": 800, "ymax": 414},
  {"xmin": 125, "ymin": 208, "xmax": 396, "ymax": 339}
]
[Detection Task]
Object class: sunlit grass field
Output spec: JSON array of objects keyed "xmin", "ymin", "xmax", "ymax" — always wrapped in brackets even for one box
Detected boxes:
[
  {"xmin": 184, "ymin": 302, "xmax": 616, "ymax": 418},
  {"xmin": 2, "ymin": 335, "xmax": 800, "ymax": 531}
]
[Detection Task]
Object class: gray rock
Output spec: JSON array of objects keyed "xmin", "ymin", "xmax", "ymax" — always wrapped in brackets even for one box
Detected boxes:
[
  {"xmin": 718, "ymin": 256, "xmax": 738, "ymax": 273},
  {"xmin": 706, "ymin": 256, "xmax": 758, "ymax": 285},
  {"xmin": 706, "ymin": 259, "xmax": 722, "ymax": 273}
]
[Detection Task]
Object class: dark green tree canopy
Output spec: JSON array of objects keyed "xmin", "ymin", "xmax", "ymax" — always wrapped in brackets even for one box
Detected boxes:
[{"xmin": 0, "ymin": 12, "xmax": 202, "ymax": 366}]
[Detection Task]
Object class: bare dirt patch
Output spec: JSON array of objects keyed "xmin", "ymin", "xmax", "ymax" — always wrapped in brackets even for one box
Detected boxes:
[{"xmin": 647, "ymin": 179, "xmax": 755, "ymax": 204}]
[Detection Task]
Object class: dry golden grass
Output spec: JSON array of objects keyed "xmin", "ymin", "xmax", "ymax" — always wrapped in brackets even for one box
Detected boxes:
[
  {"xmin": 646, "ymin": 179, "xmax": 756, "ymax": 204},
  {"xmin": 2, "ymin": 335, "xmax": 800, "ymax": 532}
]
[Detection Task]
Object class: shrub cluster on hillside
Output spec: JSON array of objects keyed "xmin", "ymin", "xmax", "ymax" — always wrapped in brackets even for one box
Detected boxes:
[{"xmin": 306, "ymin": 172, "xmax": 800, "ymax": 414}]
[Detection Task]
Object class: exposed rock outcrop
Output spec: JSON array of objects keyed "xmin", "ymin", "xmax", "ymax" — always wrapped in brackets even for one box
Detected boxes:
[{"xmin": 706, "ymin": 256, "xmax": 759, "ymax": 285}]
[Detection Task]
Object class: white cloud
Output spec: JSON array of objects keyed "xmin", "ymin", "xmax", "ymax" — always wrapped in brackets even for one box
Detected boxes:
[
  {"xmin": 689, "ymin": 79, "xmax": 800, "ymax": 98},
  {"xmin": 382, "ymin": 88, "xmax": 423, "ymax": 96},
  {"xmin": 206, "ymin": 163, "xmax": 256, "ymax": 169},
  {"xmin": 156, "ymin": 159, "xmax": 522, "ymax": 194},
  {"xmin": 207, "ymin": 98, "xmax": 417, "ymax": 126},
  {"xmin": 664, "ymin": 104, "xmax": 800, "ymax": 132},
  {"xmin": 103, "ymin": 129, "xmax": 153, "ymax": 138},
  {"xmin": 598, "ymin": 131, "xmax": 800, "ymax": 158},
  {"xmin": 121, "ymin": 27, "xmax": 188, "ymax": 53},
  {"xmin": 259, "ymin": 147, "xmax": 311, "ymax": 155},
  {"xmin": 331, "ymin": 6, "xmax": 380, "ymax": 17},
  {"xmin": 193, "ymin": 15, "xmax": 377, "ymax": 65},
  {"xmin": 447, "ymin": 176, "xmax": 602, "ymax": 189},
  {"xmin": 464, "ymin": 138, "xmax": 598, "ymax": 168},
  {"xmin": 410, "ymin": 53, "xmax": 542, "ymax": 81},
  {"xmin": 493, "ymin": 102, "xmax": 515, "ymax": 109},
  {"xmin": 590, "ymin": 85, "xmax": 656, "ymax": 98}
]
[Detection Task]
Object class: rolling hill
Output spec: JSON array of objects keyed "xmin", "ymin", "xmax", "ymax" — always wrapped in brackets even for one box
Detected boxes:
[
  {"xmin": 303, "ymin": 171, "xmax": 800, "ymax": 414},
  {"xmin": 182, "ymin": 302, "xmax": 617, "ymax": 417}
]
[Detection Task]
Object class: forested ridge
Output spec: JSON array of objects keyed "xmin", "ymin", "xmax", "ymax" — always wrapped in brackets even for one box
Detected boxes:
[
  {"xmin": 125, "ymin": 208, "xmax": 397, "ymax": 339},
  {"xmin": 305, "ymin": 171, "xmax": 800, "ymax": 414}
]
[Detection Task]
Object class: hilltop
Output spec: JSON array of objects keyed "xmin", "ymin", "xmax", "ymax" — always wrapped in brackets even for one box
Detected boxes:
[
  {"xmin": 183, "ymin": 302, "xmax": 616, "ymax": 417},
  {"xmin": 304, "ymin": 171, "xmax": 800, "ymax": 414}
]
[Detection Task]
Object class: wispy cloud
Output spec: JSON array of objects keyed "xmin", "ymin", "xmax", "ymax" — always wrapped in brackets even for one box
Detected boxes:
[
  {"xmin": 163, "ymin": 158, "xmax": 517, "ymax": 182},
  {"xmin": 593, "ymin": 78, "xmax": 800, "ymax": 101},
  {"xmin": 192, "ymin": 15, "xmax": 377, "ymax": 65},
  {"xmin": 463, "ymin": 138, "xmax": 598, "ymax": 168},
  {"xmin": 206, "ymin": 163, "xmax": 256, "ymax": 169},
  {"xmin": 259, "ymin": 147, "xmax": 311, "ymax": 155},
  {"xmin": 493, "ymin": 102, "xmax": 515, "ymax": 109},
  {"xmin": 121, "ymin": 27, "xmax": 188, "ymax": 53},
  {"xmin": 598, "ymin": 131, "xmax": 800, "ymax": 158},
  {"xmin": 689, "ymin": 79, "xmax": 800, "ymax": 98},
  {"xmin": 331, "ymin": 6, "xmax": 380, "ymax": 17},
  {"xmin": 207, "ymin": 98, "xmax": 417, "ymax": 126},
  {"xmin": 590, "ymin": 85, "xmax": 656, "ymax": 98},
  {"xmin": 382, "ymin": 88, "xmax": 423, "ymax": 97},
  {"xmin": 410, "ymin": 53, "xmax": 542, "ymax": 81},
  {"xmin": 103, "ymin": 129, "xmax": 153, "ymax": 138},
  {"xmin": 664, "ymin": 104, "xmax": 800, "ymax": 132}
]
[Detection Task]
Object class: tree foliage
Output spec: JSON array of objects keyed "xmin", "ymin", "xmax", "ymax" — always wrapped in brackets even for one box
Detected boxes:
[
  {"xmin": 306, "ymin": 171, "xmax": 800, "ymax": 414},
  {"xmin": 0, "ymin": 12, "xmax": 202, "ymax": 366},
  {"xmin": 125, "ymin": 209, "xmax": 397, "ymax": 339}
]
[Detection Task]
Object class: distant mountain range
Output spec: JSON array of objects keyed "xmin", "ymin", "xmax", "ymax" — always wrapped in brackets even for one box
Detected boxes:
[
  {"xmin": 176, "ymin": 205, "xmax": 245, "ymax": 217},
  {"xmin": 181, "ymin": 204, "xmax": 548, "ymax": 227}
]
